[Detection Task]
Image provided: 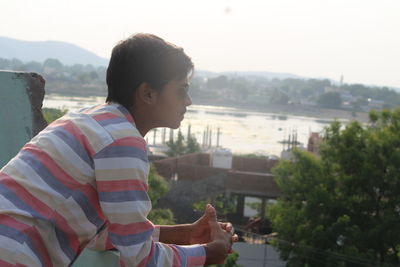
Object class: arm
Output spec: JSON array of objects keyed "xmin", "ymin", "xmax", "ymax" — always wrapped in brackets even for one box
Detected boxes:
[
  {"xmin": 94, "ymin": 137, "xmax": 206, "ymax": 266},
  {"xmin": 156, "ymin": 212, "xmax": 238, "ymax": 245}
]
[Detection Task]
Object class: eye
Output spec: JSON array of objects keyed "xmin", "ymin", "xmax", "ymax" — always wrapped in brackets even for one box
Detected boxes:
[{"xmin": 179, "ymin": 85, "xmax": 190, "ymax": 96}]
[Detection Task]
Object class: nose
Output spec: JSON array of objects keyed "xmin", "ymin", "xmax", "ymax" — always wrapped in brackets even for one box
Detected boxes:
[{"xmin": 185, "ymin": 93, "xmax": 192, "ymax": 107}]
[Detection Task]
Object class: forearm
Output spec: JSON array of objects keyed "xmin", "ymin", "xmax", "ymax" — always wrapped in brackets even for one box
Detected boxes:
[{"xmin": 158, "ymin": 224, "xmax": 193, "ymax": 245}]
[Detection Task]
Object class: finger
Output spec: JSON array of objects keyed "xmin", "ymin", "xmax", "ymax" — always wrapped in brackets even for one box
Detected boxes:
[
  {"xmin": 225, "ymin": 223, "xmax": 232, "ymax": 233},
  {"xmin": 206, "ymin": 204, "xmax": 220, "ymax": 230},
  {"xmin": 200, "ymin": 203, "xmax": 211, "ymax": 221},
  {"xmin": 232, "ymin": 234, "xmax": 239, "ymax": 243},
  {"xmin": 219, "ymin": 222, "xmax": 228, "ymax": 230}
]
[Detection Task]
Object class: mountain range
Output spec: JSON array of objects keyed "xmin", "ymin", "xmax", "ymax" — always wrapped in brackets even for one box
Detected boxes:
[
  {"xmin": 0, "ymin": 36, "xmax": 108, "ymax": 66},
  {"xmin": 0, "ymin": 36, "xmax": 304, "ymax": 80},
  {"xmin": 2, "ymin": 36, "xmax": 398, "ymax": 91}
]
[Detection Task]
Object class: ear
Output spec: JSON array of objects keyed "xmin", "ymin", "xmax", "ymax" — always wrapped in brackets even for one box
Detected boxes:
[{"xmin": 136, "ymin": 82, "xmax": 158, "ymax": 105}]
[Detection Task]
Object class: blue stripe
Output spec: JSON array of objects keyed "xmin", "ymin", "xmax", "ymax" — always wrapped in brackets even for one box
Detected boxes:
[
  {"xmin": 54, "ymin": 226, "xmax": 76, "ymax": 261},
  {"xmin": 94, "ymin": 146, "xmax": 148, "ymax": 163},
  {"xmin": 49, "ymin": 125, "xmax": 94, "ymax": 169},
  {"xmin": 0, "ymin": 224, "xmax": 46, "ymax": 265},
  {"xmin": 109, "ymin": 229, "xmax": 153, "ymax": 246},
  {"xmin": 185, "ymin": 245, "xmax": 205, "ymax": 257},
  {"xmin": 117, "ymin": 105, "xmax": 130, "ymax": 116},
  {"xmin": 97, "ymin": 117, "xmax": 127, "ymax": 127},
  {"xmin": 0, "ymin": 183, "xmax": 47, "ymax": 221},
  {"xmin": 19, "ymin": 151, "xmax": 104, "ymax": 229},
  {"xmin": 99, "ymin": 190, "xmax": 149, "ymax": 203},
  {"xmin": 145, "ymin": 242, "xmax": 161, "ymax": 267},
  {"xmin": 0, "ymin": 180, "xmax": 77, "ymax": 262},
  {"xmin": 175, "ymin": 246, "xmax": 188, "ymax": 267}
]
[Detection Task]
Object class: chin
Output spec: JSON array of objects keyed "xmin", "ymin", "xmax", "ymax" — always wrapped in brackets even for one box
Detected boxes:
[{"xmin": 170, "ymin": 122, "xmax": 181, "ymax": 129}]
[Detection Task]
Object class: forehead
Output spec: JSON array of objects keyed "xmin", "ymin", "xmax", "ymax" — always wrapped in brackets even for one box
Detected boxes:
[{"xmin": 164, "ymin": 78, "xmax": 189, "ymax": 88}]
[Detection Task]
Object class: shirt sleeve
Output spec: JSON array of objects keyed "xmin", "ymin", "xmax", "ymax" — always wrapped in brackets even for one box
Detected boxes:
[{"xmin": 93, "ymin": 137, "xmax": 206, "ymax": 266}]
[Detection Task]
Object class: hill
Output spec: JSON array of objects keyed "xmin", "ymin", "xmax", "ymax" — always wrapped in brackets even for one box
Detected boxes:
[{"xmin": 0, "ymin": 36, "xmax": 108, "ymax": 66}]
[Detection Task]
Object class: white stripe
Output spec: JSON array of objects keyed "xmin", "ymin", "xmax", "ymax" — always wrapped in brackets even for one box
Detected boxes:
[
  {"xmin": 0, "ymin": 235, "xmax": 42, "ymax": 266},
  {"xmin": 118, "ymin": 243, "xmax": 145, "ymax": 259},
  {"xmin": 66, "ymin": 113, "xmax": 114, "ymax": 147},
  {"xmin": 101, "ymin": 200, "xmax": 151, "ymax": 215},
  {"xmin": 44, "ymin": 227, "xmax": 72, "ymax": 265},
  {"xmin": 47, "ymin": 133, "xmax": 93, "ymax": 177},
  {"xmin": 7, "ymin": 159, "xmax": 64, "ymax": 200},
  {"xmin": 6, "ymin": 161, "xmax": 97, "ymax": 234},
  {"xmin": 157, "ymin": 243, "xmax": 172, "ymax": 266},
  {"xmin": 0, "ymin": 194, "xmax": 31, "ymax": 216},
  {"xmin": 104, "ymin": 122, "xmax": 135, "ymax": 132},
  {"xmin": 94, "ymin": 157, "xmax": 149, "ymax": 173}
]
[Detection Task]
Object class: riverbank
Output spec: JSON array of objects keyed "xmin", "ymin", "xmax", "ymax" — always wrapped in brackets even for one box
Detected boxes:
[
  {"xmin": 44, "ymin": 93, "xmax": 370, "ymax": 123},
  {"xmin": 192, "ymin": 99, "xmax": 370, "ymax": 123}
]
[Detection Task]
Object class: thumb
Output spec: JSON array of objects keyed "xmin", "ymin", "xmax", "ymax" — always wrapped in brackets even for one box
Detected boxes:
[{"xmin": 206, "ymin": 204, "xmax": 219, "ymax": 228}]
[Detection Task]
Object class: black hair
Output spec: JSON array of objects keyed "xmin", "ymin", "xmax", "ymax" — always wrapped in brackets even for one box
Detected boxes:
[{"xmin": 106, "ymin": 33, "xmax": 194, "ymax": 108}]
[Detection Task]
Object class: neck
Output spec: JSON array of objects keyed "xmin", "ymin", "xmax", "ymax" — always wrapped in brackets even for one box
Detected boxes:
[{"xmin": 129, "ymin": 106, "xmax": 153, "ymax": 137}]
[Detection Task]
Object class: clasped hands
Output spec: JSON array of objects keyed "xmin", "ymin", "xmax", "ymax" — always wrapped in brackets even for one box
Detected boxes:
[
  {"xmin": 189, "ymin": 204, "xmax": 239, "ymax": 265},
  {"xmin": 158, "ymin": 204, "xmax": 238, "ymax": 265}
]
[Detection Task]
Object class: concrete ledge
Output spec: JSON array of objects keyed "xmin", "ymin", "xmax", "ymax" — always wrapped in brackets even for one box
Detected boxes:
[{"xmin": 0, "ymin": 71, "xmax": 47, "ymax": 167}]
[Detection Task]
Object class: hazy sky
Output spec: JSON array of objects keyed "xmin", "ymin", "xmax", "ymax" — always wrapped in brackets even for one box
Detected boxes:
[{"xmin": 2, "ymin": 0, "xmax": 400, "ymax": 87}]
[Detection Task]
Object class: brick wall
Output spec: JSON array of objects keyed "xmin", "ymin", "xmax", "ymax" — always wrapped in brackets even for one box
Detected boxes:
[
  {"xmin": 226, "ymin": 171, "xmax": 282, "ymax": 197},
  {"xmin": 232, "ymin": 156, "xmax": 278, "ymax": 173},
  {"xmin": 177, "ymin": 164, "xmax": 228, "ymax": 181}
]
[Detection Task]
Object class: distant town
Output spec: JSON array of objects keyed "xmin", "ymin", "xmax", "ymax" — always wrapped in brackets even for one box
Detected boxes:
[{"xmin": 1, "ymin": 57, "xmax": 398, "ymax": 122}]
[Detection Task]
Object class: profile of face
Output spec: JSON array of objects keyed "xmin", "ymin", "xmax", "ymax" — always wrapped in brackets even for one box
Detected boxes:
[{"xmin": 151, "ymin": 78, "xmax": 192, "ymax": 129}]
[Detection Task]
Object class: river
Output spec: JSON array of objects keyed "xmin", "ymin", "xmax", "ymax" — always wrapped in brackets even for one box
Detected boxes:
[{"xmin": 42, "ymin": 94, "xmax": 341, "ymax": 156}]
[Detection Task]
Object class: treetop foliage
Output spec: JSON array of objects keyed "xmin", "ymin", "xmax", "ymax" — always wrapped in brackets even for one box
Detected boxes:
[
  {"xmin": 165, "ymin": 130, "xmax": 201, "ymax": 157},
  {"xmin": 2, "ymin": 57, "xmax": 400, "ymax": 111},
  {"xmin": 268, "ymin": 109, "xmax": 400, "ymax": 266}
]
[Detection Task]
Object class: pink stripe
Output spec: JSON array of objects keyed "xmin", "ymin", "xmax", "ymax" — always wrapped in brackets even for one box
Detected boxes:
[
  {"xmin": 105, "ymin": 235, "xmax": 115, "ymax": 250},
  {"xmin": 2, "ymin": 176, "xmax": 81, "ymax": 255},
  {"xmin": 0, "ymin": 214, "xmax": 53, "ymax": 266},
  {"xmin": 0, "ymin": 215, "xmax": 52, "ymax": 267},
  {"xmin": 170, "ymin": 245, "xmax": 182, "ymax": 267},
  {"xmin": 0, "ymin": 259, "xmax": 16, "ymax": 267},
  {"xmin": 137, "ymin": 241, "xmax": 156, "ymax": 267},
  {"xmin": 187, "ymin": 255, "xmax": 206, "ymax": 266},
  {"xmin": 110, "ymin": 136, "xmax": 146, "ymax": 151},
  {"xmin": 97, "ymin": 179, "xmax": 148, "ymax": 193},
  {"xmin": 82, "ymin": 104, "xmax": 107, "ymax": 114},
  {"xmin": 0, "ymin": 214, "xmax": 31, "ymax": 231},
  {"xmin": 92, "ymin": 113, "xmax": 120, "ymax": 122},
  {"xmin": 48, "ymin": 119, "xmax": 96, "ymax": 156},
  {"xmin": 60, "ymin": 120, "xmax": 96, "ymax": 156},
  {"xmin": 22, "ymin": 144, "xmax": 104, "ymax": 219},
  {"xmin": 109, "ymin": 221, "xmax": 154, "ymax": 236}
]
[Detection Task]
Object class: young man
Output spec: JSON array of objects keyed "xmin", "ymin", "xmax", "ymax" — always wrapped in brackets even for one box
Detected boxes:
[{"xmin": 0, "ymin": 33, "xmax": 237, "ymax": 266}]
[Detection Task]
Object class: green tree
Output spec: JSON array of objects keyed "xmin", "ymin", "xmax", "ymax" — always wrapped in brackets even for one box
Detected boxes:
[
  {"xmin": 42, "ymin": 108, "xmax": 68, "ymax": 123},
  {"xmin": 186, "ymin": 134, "xmax": 201, "ymax": 154},
  {"xmin": 147, "ymin": 164, "xmax": 175, "ymax": 224},
  {"xmin": 192, "ymin": 194, "xmax": 236, "ymax": 220},
  {"xmin": 268, "ymin": 109, "xmax": 400, "ymax": 266},
  {"xmin": 209, "ymin": 251, "xmax": 241, "ymax": 267},
  {"xmin": 43, "ymin": 58, "xmax": 63, "ymax": 72},
  {"xmin": 166, "ymin": 130, "xmax": 201, "ymax": 157},
  {"xmin": 166, "ymin": 130, "xmax": 186, "ymax": 157},
  {"xmin": 317, "ymin": 92, "xmax": 342, "ymax": 109},
  {"xmin": 270, "ymin": 88, "xmax": 290, "ymax": 105}
]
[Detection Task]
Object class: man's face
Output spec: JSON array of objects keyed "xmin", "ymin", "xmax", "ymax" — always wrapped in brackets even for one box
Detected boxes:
[{"xmin": 151, "ymin": 78, "xmax": 192, "ymax": 129}]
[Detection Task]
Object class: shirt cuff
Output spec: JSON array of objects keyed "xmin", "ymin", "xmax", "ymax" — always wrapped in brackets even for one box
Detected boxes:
[
  {"xmin": 152, "ymin": 225, "xmax": 160, "ymax": 242},
  {"xmin": 175, "ymin": 244, "xmax": 206, "ymax": 267}
]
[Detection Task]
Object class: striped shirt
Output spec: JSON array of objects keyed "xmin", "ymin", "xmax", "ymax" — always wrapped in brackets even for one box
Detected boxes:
[{"xmin": 0, "ymin": 103, "xmax": 206, "ymax": 267}]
